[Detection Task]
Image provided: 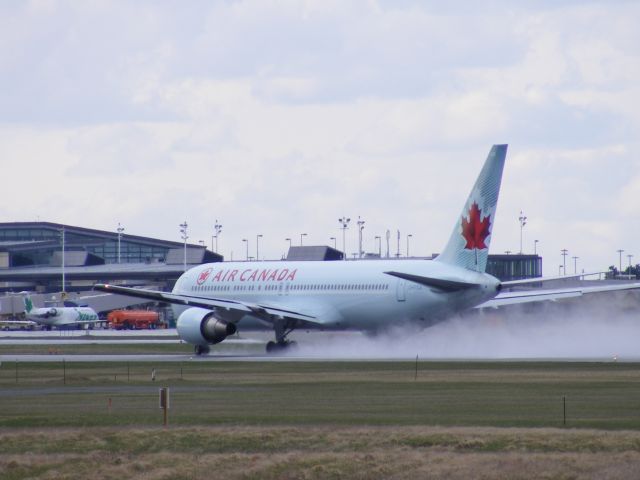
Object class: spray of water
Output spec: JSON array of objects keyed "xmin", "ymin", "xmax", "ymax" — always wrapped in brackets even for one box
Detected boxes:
[{"xmin": 289, "ymin": 295, "xmax": 640, "ymax": 360}]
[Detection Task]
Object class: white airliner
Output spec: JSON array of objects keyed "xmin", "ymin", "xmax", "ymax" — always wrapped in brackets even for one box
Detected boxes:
[
  {"xmin": 95, "ymin": 145, "xmax": 640, "ymax": 354},
  {"xmin": 23, "ymin": 296, "xmax": 100, "ymax": 329}
]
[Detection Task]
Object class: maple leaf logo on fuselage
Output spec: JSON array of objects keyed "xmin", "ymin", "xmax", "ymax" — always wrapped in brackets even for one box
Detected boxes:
[
  {"xmin": 197, "ymin": 268, "xmax": 213, "ymax": 285},
  {"xmin": 461, "ymin": 202, "xmax": 491, "ymax": 250}
]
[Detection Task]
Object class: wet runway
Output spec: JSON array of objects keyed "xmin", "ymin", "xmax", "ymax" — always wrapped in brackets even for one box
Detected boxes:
[{"xmin": 2, "ymin": 322, "xmax": 639, "ymax": 362}]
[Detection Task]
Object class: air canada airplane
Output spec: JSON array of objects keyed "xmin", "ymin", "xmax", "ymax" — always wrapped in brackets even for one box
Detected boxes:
[
  {"xmin": 95, "ymin": 145, "xmax": 640, "ymax": 354},
  {"xmin": 23, "ymin": 296, "xmax": 100, "ymax": 329}
]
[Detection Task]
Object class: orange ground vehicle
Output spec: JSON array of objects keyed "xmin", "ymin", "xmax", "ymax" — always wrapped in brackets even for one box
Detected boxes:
[{"xmin": 107, "ymin": 310, "xmax": 160, "ymax": 330}]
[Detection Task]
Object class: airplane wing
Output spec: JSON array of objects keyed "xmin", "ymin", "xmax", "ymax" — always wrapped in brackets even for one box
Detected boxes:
[
  {"xmin": 478, "ymin": 282, "xmax": 640, "ymax": 309},
  {"xmin": 93, "ymin": 284, "xmax": 319, "ymax": 324},
  {"xmin": 1, "ymin": 319, "xmax": 36, "ymax": 327}
]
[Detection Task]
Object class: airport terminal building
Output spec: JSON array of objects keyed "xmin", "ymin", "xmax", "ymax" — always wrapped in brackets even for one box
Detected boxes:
[{"xmin": 0, "ymin": 222, "xmax": 222, "ymax": 294}]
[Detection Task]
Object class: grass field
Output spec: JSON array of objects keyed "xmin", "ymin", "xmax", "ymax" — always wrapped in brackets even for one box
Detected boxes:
[{"xmin": 1, "ymin": 360, "xmax": 640, "ymax": 478}]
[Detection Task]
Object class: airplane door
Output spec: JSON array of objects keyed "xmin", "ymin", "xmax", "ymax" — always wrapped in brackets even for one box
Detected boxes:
[{"xmin": 396, "ymin": 280, "xmax": 406, "ymax": 302}]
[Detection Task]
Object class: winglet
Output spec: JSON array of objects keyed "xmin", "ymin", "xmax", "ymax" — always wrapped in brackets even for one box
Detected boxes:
[{"xmin": 435, "ymin": 144, "xmax": 507, "ymax": 272}]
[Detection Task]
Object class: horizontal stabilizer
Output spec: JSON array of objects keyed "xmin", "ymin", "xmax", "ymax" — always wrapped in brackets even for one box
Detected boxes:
[
  {"xmin": 479, "ymin": 282, "xmax": 640, "ymax": 308},
  {"xmin": 501, "ymin": 272, "xmax": 603, "ymax": 287},
  {"xmin": 384, "ymin": 271, "xmax": 479, "ymax": 292}
]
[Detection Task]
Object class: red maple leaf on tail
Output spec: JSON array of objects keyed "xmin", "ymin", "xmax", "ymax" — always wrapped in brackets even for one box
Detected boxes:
[{"xmin": 461, "ymin": 202, "xmax": 491, "ymax": 250}]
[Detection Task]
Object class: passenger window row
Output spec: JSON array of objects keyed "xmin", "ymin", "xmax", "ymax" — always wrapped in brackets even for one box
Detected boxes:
[{"xmin": 190, "ymin": 283, "xmax": 390, "ymax": 292}]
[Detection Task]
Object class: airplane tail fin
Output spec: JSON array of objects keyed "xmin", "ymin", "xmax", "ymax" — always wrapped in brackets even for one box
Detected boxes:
[
  {"xmin": 435, "ymin": 144, "xmax": 507, "ymax": 272},
  {"xmin": 23, "ymin": 296, "xmax": 34, "ymax": 314}
]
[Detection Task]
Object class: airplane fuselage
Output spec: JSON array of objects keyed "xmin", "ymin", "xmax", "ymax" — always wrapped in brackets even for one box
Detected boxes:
[
  {"xmin": 25, "ymin": 306, "xmax": 99, "ymax": 328},
  {"xmin": 172, "ymin": 259, "xmax": 501, "ymax": 332}
]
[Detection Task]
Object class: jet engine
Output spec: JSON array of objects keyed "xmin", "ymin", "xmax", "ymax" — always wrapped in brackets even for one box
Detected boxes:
[
  {"xmin": 176, "ymin": 307, "xmax": 237, "ymax": 346},
  {"xmin": 45, "ymin": 308, "xmax": 57, "ymax": 318}
]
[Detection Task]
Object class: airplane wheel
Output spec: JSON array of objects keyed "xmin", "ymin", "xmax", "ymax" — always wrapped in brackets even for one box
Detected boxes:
[
  {"xmin": 195, "ymin": 345, "xmax": 210, "ymax": 356},
  {"xmin": 266, "ymin": 341, "xmax": 296, "ymax": 354}
]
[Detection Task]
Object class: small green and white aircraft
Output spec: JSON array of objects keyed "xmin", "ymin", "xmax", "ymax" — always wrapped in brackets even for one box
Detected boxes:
[{"xmin": 23, "ymin": 296, "xmax": 100, "ymax": 329}]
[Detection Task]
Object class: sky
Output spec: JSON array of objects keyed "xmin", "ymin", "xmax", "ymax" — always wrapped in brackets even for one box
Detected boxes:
[{"xmin": 1, "ymin": 0, "xmax": 639, "ymax": 275}]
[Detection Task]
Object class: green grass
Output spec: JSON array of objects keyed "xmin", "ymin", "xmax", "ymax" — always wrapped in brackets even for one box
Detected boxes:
[
  {"xmin": 1, "ymin": 361, "xmax": 639, "ymax": 430},
  {"xmin": 2, "ymin": 361, "xmax": 640, "ymax": 479}
]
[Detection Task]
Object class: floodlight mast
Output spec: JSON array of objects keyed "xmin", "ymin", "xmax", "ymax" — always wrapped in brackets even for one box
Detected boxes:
[
  {"xmin": 518, "ymin": 210, "xmax": 527, "ymax": 254},
  {"xmin": 60, "ymin": 227, "xmax": 66, "ymax": 296},
  {"xmin": 256, "ymin": 234, "xmax": 263, "ymax": 261},
  {"xmin": 617, "ymin": 249, "xmax": 624, "ymax": 274},
  {"xmin": 117, "ymin": 223, "xmax": 125, "ymax": 264},
  {"xmin": 385, "ymin": 229, "xmax": 390, "ymax": 258},
  {"xmin": 180, "ymin": 221, "xmax": 188, "ymax": 271},
  {"xmin": 338, "ymin": 217, "xmax": 351, "ymax": 261},
  {"xmin": 561, "ymin": 249, "xmax": 568, "ymax": 276},
  {"xmin": 357, "ymin": 216, "xmax": 365, "ymax": 259},
  {"xmin": 212, "ymin": 220, "xmax": 222, "ymax": 253}
]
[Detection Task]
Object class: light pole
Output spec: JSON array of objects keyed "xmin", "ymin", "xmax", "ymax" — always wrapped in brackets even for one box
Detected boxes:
[
  {"xmin": 627, "ymin": 254, "xmax": 634, "ymax": 277},
  {"xmin": 375, "ymin": 236, "xmax": 381, "ymax": 257},
  {"xmin": 242, "ymin": 239, "xmax": 248, "ymax": 260},
  {"xmin": 559, "ymin": 265, "xmax": 563, "ymax": 276},
  {"xmin": 179, "ymin": 221, "xmax": 188, "ymax": 271},
  {"xmin": 617, "ymin": 249, "xmax": 624, "ymax": 274},
  {"xmin": 406, "ymin": 234, "xmax": 413, "ymax": 258},
  {"xmin": 561, "ymin": 249, "xmax": 568, "ymax": 276},
  {"xmin": 534, "ymin": 239, "xmax": 539, "ymax": 255},
  {"xmin": 357, "ymin": 216, "xmax": 365, "ymax": 259},
  {"xmin": 60, "ymin": 227, "xmax": 66, "ymax": 295},
  {"xmin": 396, "ymin": 230, "xmax": 401, "ymax": 258},
  {"xmin": 300, "ymin": 233, "xmax": 307, "ymax": 246},
  {"xmin": 385, "ymin": 230, "xmax": 390, "ymax": 258},
  {"xmin": 117, "ymin": 222, "xmax": 125, "ymax": 264},
  {"xmin": 330, "ymin": 237, "xmax": 336, "ymax": 249},
  {"xmin": 338, "ymin": 217, "xmax": 350, "ymax": 261},
  {"xmin": 212, "ymin": 220, "xmax": 222, "ymax": 253},
  {"xmin": 572, "ymin": 256, "xmax": 579, "ymax": 275},
  {"xmin": 285, "ymin": 238, "xmax": 292, "ymax": 251},
  {"xmin": 256, "ymin": 234, "xmax": 263, "ymax": 261},
  {"xmin": 518, "ymin": 211, "xmax": 527, "ymax": 254}
]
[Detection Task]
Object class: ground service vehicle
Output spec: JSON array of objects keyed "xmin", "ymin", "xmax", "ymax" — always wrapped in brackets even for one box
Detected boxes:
[{"xmin": 107, "ymin": 310, "xmax": 159, "ymax": 330}]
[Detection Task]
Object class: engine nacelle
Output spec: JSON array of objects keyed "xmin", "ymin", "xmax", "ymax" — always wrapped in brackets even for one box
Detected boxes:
[
  {"xmin": 176, "ymin": 307, "xmax": 237, "ymax": 346},
  {"xmin": 45, "ymin": 308, "xmax": 57, "ymax": 318}
]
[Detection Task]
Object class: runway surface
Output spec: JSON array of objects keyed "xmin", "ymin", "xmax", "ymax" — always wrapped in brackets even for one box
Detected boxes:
[{"xmin": 2, "ymin": 323, "xmax": 638, "ymax": 362}]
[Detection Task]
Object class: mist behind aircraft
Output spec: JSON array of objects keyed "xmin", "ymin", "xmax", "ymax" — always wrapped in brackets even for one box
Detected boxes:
[{"xmin": 290, "ymin": 297, "xmax": 640, "ymax": 361}]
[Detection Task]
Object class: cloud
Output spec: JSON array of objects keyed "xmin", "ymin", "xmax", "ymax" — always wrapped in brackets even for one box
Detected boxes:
[{"xmin": 0, "ymin": 1, "xmax": 639, "ymax": 273}]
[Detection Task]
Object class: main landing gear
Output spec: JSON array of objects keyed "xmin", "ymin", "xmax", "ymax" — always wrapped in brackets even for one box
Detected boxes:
[
  {"xmin": 266, "ymin": 319, "xmax": 298, "ymax": 354},
  {"xmin": 265, "ymin": 340, "xmax": 297, "ymax": 353},
  {"xmin": 194, "ymin": 345, "xmax": 210, "ymax": 356}
]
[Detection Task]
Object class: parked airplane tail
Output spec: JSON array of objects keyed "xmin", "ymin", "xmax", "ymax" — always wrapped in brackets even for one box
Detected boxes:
[
  {"xmin": 435, "ymin": 144, "xmax": 507, "ymax": 273},
  {"xmin": 23, "ymin": 296, "xmax": 34, "ymax": 314}
]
